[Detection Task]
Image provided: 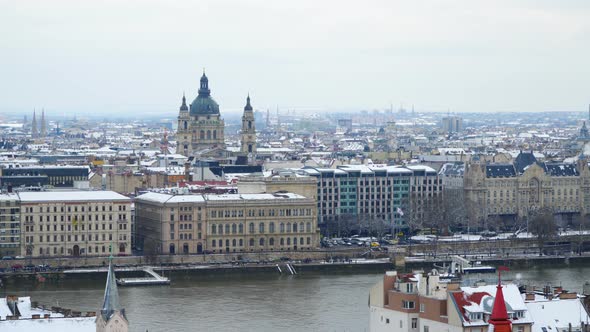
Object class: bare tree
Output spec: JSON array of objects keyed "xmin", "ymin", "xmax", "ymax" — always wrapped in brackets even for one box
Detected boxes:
[{"xmin": 528, "ymin": 207, "xmax": 557, "ymax": 256}]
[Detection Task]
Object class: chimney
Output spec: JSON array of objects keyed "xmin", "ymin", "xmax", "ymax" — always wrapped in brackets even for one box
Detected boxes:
[
  {"xmin": 525, "ymin": 293, "xmax": 535, "ymax": 301},
  {"xmin": 559, "ymin": 292, "xmax": 578, "ymax": 300},
  {"xmin": 31, "ymin": 314, "xmax": 40, "ymax": 319},
  {"xmin": 86, "ymin": 311, "xmax": 96, "ymax": 317},
  {"xmin": 43, "ymin": 314, "xmax": 50, "ymax": 319}
]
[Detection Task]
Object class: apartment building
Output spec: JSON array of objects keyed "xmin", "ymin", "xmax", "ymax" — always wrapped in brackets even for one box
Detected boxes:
[
  {"xmin": 297, "ymin": 164, "xmax": 442, "ymax": 231},
  {"xmin": 369, "ymin": 271, "xmax": 533, "ymax": 332},
  {"xmin": 134, "ymin": 191, "xmax": 319, "ymax": 255},
  {"xmin": 19, "ymin": 191, "xmax": 132, "ymax": 257},
  {"xmin": 0, "ymin": 193, "xmax": 20, "ymax": 257}
]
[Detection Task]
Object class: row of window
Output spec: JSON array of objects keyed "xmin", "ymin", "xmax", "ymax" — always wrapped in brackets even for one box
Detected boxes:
[
  {"xmin": 31, "ymin": 233, "xmax": 127, "ymax": 243},
  {"xmin": 26, "ymin": 214, "xmax": 128, "ymax": 222},
  {"xmin": 25, "ymin": 223, "xmax": 127, "ymax": 232},
  {"xmin": 211, "ymin": 237, "xmax": 312, "ymax": 248},
  {"xmin": 24, "ymin": 205, "xmax": 127, "ymax": 213},
  {"xmin": 210, "ymin": 222, "xmax": 312, "ymax": 235},
  {"xmin": 210, "ymin": 208, "xmax": 312, "ymax": 218}
]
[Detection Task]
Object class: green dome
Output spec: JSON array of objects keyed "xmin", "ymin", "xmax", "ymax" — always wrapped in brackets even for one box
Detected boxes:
[{"xmin": 190, "ymin": 72, "xmax": 220, "ymax": 115}]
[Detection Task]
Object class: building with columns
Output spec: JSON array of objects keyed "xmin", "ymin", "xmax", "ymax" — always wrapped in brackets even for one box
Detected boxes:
[
  {"xmin": 134, "ymin": 191, "xmax": 319, "ymax": 255},
  {"xmin": 464, "ymin": 151, "xmax": 590, "ymax": 227},
  {"xmin": 177, "ymin": 72, "xmax": 226, "ymax": 157}
]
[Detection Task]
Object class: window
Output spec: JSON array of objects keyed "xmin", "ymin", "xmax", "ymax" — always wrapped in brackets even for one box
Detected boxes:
[
  {"xmin": 259, "ymin": 222, "xmax": 265, "ymax": 233},
  {"xmin": 411, "ymin": 318, "xmax": 417, "ymax": 329},
  {"xmin": 406, "ymin": 283, "xmax": 414, "ymax": 293},
  {"xmin": 249, "ymin": 238, "xmax": 255, "ymax": 246},
  {"xmin": 249, "ymin": 223, "xmax": 255, "ymax": 233},
  {"xmin": 423, "ymin": 326, "xmax": 429, "ymax": 332},
  {"xmin": 402, "ymin": 300, "xmax": 415, "ymax": 309},
  {"xmin": 419, "ymin": 303, "xmax": 425, "ymax": 313},
  {"xmin": 269, "ymin": 222, "xmax": 275, "ymax": 233}
]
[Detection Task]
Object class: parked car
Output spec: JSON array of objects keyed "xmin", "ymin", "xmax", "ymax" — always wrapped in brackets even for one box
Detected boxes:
[{"xmin": 1, "ymin": 256, "xmax": 14, "ymax": 260}]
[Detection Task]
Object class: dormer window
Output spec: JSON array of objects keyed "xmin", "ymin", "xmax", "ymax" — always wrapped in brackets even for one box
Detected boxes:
[
  {"xmin": 406, "ymin": 283, "xmax": 414, "ymax": 293},
  {"xmin": 468, "ymin": 312, "xmax": 483, "ymax": 321},
  {"xmin": 512, "ymin": 311, "xmax": 524, "ymax": 319}
]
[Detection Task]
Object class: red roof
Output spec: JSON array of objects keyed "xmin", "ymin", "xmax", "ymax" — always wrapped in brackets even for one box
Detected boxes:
[{"xmin": 451, "ymin": 291, "xmax": 491, "ymax": 321}]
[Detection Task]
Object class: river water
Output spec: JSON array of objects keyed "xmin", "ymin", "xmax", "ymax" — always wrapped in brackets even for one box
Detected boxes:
[{"xmin": 3, "ymin": 263, "xmax": 590, "ymax": 332}]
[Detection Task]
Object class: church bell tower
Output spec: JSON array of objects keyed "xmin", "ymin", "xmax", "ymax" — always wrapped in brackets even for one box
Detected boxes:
[{"xmin": 240, "ymin": 95, "xmax": 257, "ymax": 162}]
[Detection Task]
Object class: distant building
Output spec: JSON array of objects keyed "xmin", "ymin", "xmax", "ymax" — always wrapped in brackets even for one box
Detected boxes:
[
  {"xmin": 134, "ymin": 192, "xmax": 319, "ymax": 255},
  {"xmin": 240, "ymin": 95, "xmax": 257, "ymax": 163},
  {"xmin": 19, "ymin": 191, "xmax": 132, "ymax": 258},
  {"xmin": 0, "ymin": 193, "xmax": 20, "ymax": 257},
  {"xmin": 0, "ymin": 166, "xmax": 89, "ymax": 188},
  {"xmin": 177, "ymin": 72, "xmax": 226, "ymax": 156},
  {"xmin": 337, "ymin": 119, "xmax": 353, "ymax": 131},
  {"xmin": 464, "ymin": 151, "xmax": 590, "ymax": 225},
  {"xmin": 297, "ymin": 164, "xmax": 442, "ymax": 233},
  {"xmin": 442, "ymin": 116, "xmax": 463, "ymax": 133}
]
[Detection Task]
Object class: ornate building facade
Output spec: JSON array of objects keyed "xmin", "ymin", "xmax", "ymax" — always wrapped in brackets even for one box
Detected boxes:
[
  {"xmin": 177, "ymin": 72, "xmax": 225, "ymax": 156},
  {"xmin": 464, "ymin": 151, "xmax": 590, "ymax": 227}
]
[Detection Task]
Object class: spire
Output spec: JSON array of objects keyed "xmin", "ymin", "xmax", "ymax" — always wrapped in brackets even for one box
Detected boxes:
[
  {"xmin": 179, "ymin": 93, "xmax": 188, "ymax": 111},
  {"xmin": 101, "ymin": 256, "xmax": 124, "ymax": 321},
  {"xmin": 31, "ymin": 110, "xmax": 38, "ymax": 138},
  {"xmin": 244, "ymin": 94, "xmax": 253, "ymax": 111},
  {"xmin": 198, "ymin": 70, "xmax": 210, "ymax": 97},
  {"xmin": 488, "ymin": 267, "xmax": 511, "ymax": 332},
  {"xmin": 40, "ymin": 109, "xmax": 47, "ymax": 137}
]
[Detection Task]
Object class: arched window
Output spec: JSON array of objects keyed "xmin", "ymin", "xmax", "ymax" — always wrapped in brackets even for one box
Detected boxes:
[
  {"xmin": 239, "ymin": 239, "xmax": 243, "ymax": 246},
  {"xmin": 292, "ymin": 223, "xmax": 297, "ymax": 233},
  {"xmin": 259, "ymin": 238, "xmax": 265, "ymax": 246},
  {"xmin": 259, "ymin": 222, "xmax": 265, "ymax": 233},
  {"xmin": 249, "ymin": 238, "xmax": 255, "ymax": 246},
  {"xmin": 269, "ymin": 222, "xmax": 275, "ymax": 233},
  {"xmin": 211, "ymin": 224, "xmax": 217, "ymax": 234},
  {"xmin": 269, "ymin": 238, "xmax": 274, "ymax": 246},
  {"xmin": 299, "ymin": 222, "xmax": 304, "ymax": 233},
  {"xmin": 183, "ymin": 121, "xmax": 188, "ymax": 130},
  {"xmin": 200, "ymin": 130, "xmax": 205, "ymax": 139},
  {"xmin": 300, "ymin": 237, "xmax": 304, "ymax": 245},
  {"xmin": 307, "ymin": 237, "xmax": 311, "ymax": 245},
  {"xmin": 225, "ymin": 239, "xmax": 230, "ymax": 247},
  {"xmin": 212, "ymin": 240, "xmax": 216, "ymax": 247},
  {"xmin": 280, "ymin": 238, "xmax": 284, "ymax": 245},
  {"xmin": 232, "ymin": 239, "xmax": 237, "ymax": 246},
  {"xmin": 213, "ymin": 130, "xmax": 217, "ymax": 139},
  {"xmin": 207, "ymin": 130, "xmax": 211, "ymax": 139},
  {"xmin": 219, "ymin": 225, "xmax": 223, "ymax": 235},
  {"xmin": 225, "ymin": 224, "xmax": 230, "ymax": 234},
  {"xmin": 239, "ymin": 223, "xmax": 244, "ymax": 234},
  {"xmin": 306, "ymin": 222, "xmax": 311, "ymax": 233},
  {"xmin": 218, "ymin": 239, "xmax": 222, "ymax": 247},
  {"xmin": 286, "ymin": 223, "xmax": 291, "ymax": 233},
  {"xmin": 280, "ymin": 223, "xmax": 285, "ymax": 232},
  {"xmin": 287, "ymin": 238, "xmax": 291, "ymax": 245},
  {"xmin": 249, "ymin": 222, "xmax": 255, "ymax": 233},
  {"xmin": 248, "ymin": 121, "xmax": 252, "ymax": 129},
  {"xmin": 232, "ymin": 223, "xmax": 237, "ymax": 234},
  {"xmin": 248, "ymin": 145, "xmax": 253, "ymax": 153}
]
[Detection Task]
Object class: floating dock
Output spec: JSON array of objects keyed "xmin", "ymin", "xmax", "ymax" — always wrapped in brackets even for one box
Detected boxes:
[{"xmin": 116, "ymin": 267, "xmax": 170, "ymax": 286}]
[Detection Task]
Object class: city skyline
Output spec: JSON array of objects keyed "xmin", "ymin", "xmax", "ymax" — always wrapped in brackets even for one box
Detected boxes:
[{"xmin": 2, "ymin": 0, "xmax": 590, "ymax": 114}]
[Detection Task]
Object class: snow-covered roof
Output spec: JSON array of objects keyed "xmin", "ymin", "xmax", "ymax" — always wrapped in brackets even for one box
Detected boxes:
[
  {"xmin": 525, "ymin": 296, "xmax": 590, "ymax": 332},
  {"xmin": 18, "ymin": 191, "xmax": 130, "ymax": 202},
  {"xmin": 0, "ymin": 317, "xmax": 95, "ymax": 332}
]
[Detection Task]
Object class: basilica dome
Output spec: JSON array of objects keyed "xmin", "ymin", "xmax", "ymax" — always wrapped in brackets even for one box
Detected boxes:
[{"xmin": 190, "ymin": 72, "xmax": 220, "ymax": 115}]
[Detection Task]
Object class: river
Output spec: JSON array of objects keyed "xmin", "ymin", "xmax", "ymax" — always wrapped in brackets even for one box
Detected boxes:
[{"xmin": 3, "ymin": 263, "xmax": 590, "ymax": 332}]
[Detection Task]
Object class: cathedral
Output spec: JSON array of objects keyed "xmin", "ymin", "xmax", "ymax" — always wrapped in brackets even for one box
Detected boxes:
[
  {"xmin": 177, "ymin": 72, "xmax": 258, "ymax": 163},
  {"xmin": 177, "ymin": 72, "xmax": 226, "ymax": 157}
]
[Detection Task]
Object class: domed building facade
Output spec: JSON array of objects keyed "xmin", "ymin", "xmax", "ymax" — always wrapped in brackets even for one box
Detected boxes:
[{"xmin": 177, "ymin": 72, "xmax": 226, "ymax": 156}]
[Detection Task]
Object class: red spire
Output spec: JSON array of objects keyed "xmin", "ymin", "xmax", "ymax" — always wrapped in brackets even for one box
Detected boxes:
[{"xmin": 488, "ymin": 267, "xmax": 511, "ymax": 332}]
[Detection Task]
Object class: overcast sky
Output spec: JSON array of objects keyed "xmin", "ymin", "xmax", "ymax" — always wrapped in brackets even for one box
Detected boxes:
[{"xmin": 2, "ymin": 0, "xmax": 590, "ymax": 115}]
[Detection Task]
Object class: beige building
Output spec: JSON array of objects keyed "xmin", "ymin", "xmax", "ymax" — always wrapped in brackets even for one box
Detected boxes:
[
  {"xmin": 0, "ymin": 193, "xmax": 20, "ymax": 257},
  {"xmin": 464, "ymin": 151, "xmax": 590, "ymax": 227},
  {"xmin": 134, "ymin": 192, "xmax": 319, "ymax": 255},
  {"xmin": 19, "ymin": 191, "xmax": 132, "ymax": 257},
  {"xmin": 237, "ymin": 171, "xmax": 317, "ymax": 201}
]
